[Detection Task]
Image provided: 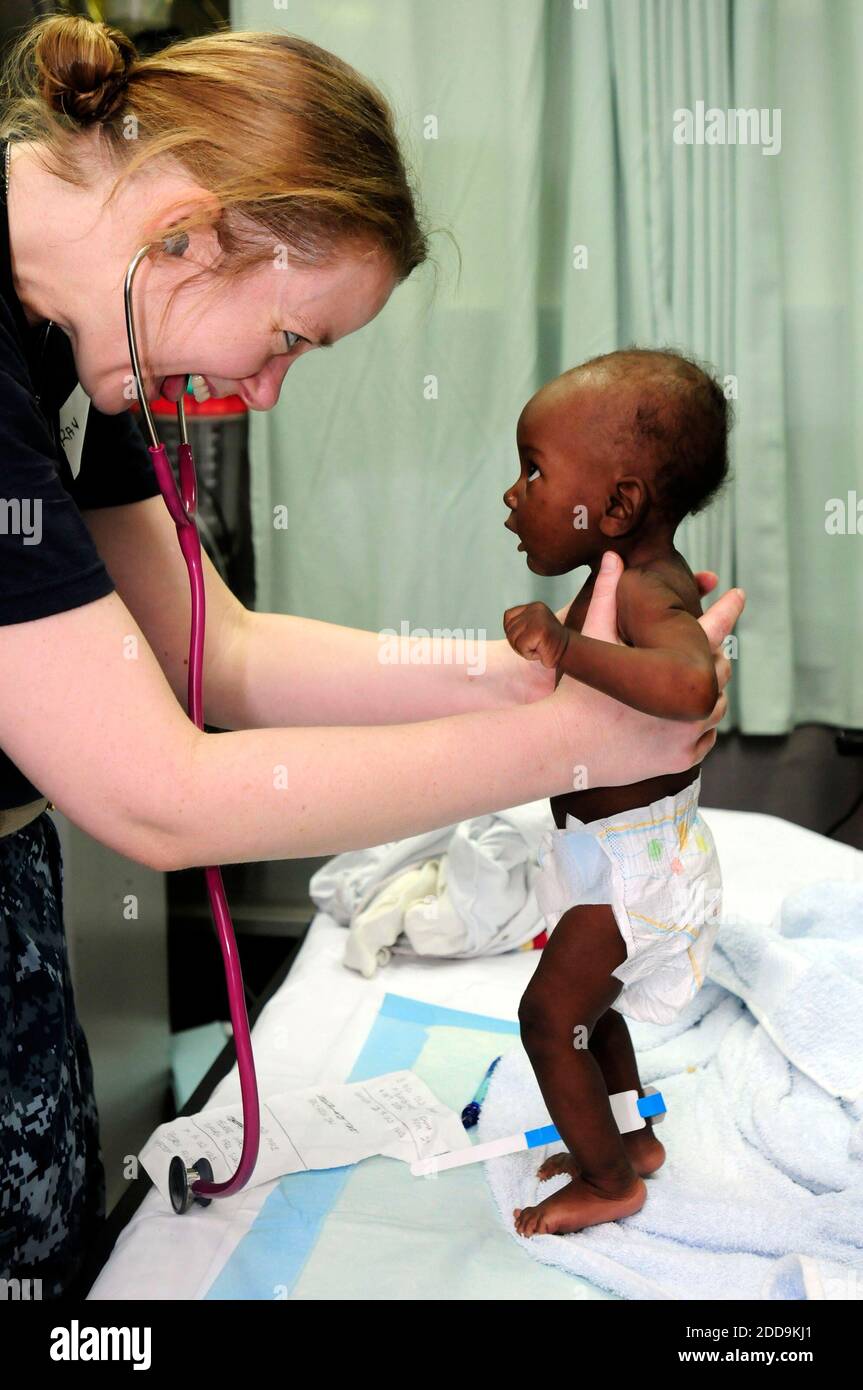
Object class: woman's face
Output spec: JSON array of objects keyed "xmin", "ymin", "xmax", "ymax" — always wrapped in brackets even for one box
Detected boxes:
[
  {"xmin": 8, "ymin": 140, "xmax": 399, "ymax": 415},
  {"xmin": 128, "ymin": 239, "xmax": 398, "ymax": 414}
]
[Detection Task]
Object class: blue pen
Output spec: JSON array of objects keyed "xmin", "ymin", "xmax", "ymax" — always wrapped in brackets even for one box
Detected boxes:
[{"xmin": 461, "ymin": 1056, "xmax": 502, "ymax": 1128}]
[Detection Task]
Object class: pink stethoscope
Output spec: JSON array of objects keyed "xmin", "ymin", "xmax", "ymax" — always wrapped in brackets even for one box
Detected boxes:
[{"xmin": 124, "ymin": 231, "xmax": 260, "ymax": 1213}]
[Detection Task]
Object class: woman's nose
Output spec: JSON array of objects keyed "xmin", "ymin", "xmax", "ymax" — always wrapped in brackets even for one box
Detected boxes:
[{"xmin": 244, "ymin": 358, "xmax": 293, "ymax": 410}]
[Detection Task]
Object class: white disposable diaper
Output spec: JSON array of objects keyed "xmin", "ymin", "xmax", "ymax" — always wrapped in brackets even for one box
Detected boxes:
[{"xmin": 534, "ymin": 773, "xmax": 722, "ymax": 1025}]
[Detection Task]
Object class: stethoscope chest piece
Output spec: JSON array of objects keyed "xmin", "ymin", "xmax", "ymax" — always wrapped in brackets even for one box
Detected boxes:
[{"xmin": 169, "ymin": 1155, "xmax": 215, "ymax": 1215}]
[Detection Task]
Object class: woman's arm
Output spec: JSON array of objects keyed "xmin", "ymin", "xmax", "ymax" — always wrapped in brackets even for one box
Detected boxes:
[
  {"xmin": 221, "ymin": 571, "xmax": 728, "ymax": 730},
  {"xmin": 83, "ymin": 499, "xmax": 728, "ymax": 729},
  {"xmin": 0, "ymin": 571, "xmax": 738, "ymax": 872},
  {"xmin": 82, "ymin": 496, "xmax": 524, "ymax": 728},
  {"xmin": 218, "ymin": 608, "xmax": 530, "ymax": 728},
  {"xmin": 0, "ymin": 592, "xmax": 586, "ymax": 869},
  {"xmin": 194, "ymin": 572, "xmax": 728, "ymax": 733},
  {"xmin": 179, "ymin": 567, "xmax": 737, "ymax": 865}
]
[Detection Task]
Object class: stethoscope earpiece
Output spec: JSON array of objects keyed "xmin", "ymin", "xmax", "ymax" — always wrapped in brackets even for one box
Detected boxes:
[{"xmin": 162, "ymin": 230, "xmax": 189, "ymax": 257}]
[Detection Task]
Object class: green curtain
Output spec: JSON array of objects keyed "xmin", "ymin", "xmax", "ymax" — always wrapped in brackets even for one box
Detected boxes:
[{"xmin": 233, "ymin": 0, "xmax": 862, "ymax": 733}]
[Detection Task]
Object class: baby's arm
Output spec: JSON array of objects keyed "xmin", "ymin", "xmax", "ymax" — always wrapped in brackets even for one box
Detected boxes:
[{"xmin": 503, "ymin": 569, "xmax": 718, "ymax": 720}]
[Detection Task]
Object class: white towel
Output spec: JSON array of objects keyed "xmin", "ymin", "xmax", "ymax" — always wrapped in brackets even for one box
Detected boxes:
[
  {"xmin": 476, "ymin": 879, "xmax": 863, "ymax": 1301},
  {"xmin": 309, "ymin": 800, "xmax": 554, "ymax": 974}
]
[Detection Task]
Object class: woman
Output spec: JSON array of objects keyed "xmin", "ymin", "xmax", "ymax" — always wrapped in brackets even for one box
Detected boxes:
[{"xmin": 0, "ymin": 17, "xmax": 743, "ymax": 1298}]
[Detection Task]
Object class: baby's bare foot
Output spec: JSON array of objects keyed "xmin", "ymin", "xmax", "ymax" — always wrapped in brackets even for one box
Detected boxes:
[
  {"xmin": 514, "ymin": 1172, "xmax": 646, "ymax": 1236},
  {"xmin": 537, "ymin": 1131, "xmax": 666, "ymax": 1183}
]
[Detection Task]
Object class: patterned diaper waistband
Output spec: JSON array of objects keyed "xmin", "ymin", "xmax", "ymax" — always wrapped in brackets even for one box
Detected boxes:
[{"xmin": 565, "ymin": 773, "xmax": 702, "ymax": 839}]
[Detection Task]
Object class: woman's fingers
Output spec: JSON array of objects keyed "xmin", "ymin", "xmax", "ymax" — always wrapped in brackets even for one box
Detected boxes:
[
  {"xmin": 705, "ymin": 688, "xmax": 728, "ymax": 730},
  {"xmin": 580, "ymin": 551, "xmax": 624, "ymax": 642},
  {"xmin": 698, "ymin": 585, "xmax": 746, "ymax": 652},
  {"xmin": 713, "ymin": 650, "xmax": 731, "ymax": 692},
  {"xmin": 683, "ymin": 691, "xmax": 728, "ymax": 769},
  {"xmin": 560, "ymin": 569, "xmax": 734, "ymax": 638},
  {"xmin": 693, "ymin": 726, "xmax": 718, "ymax": 762},
  {"xmin": 694, "ymin": 570, "xmax": 718, "ymax": 598}
]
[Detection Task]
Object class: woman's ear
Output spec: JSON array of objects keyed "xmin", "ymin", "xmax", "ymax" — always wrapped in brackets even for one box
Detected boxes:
[
  {"xmin": 598, "ymin": 475, "xmax": 649, "ymax": 538},
  {"xmin": 143, "ymin": 191, "xmax": 224, "ymax": 265}
]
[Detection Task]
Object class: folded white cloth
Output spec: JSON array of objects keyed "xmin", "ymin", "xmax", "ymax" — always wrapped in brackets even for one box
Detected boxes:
[
  {"xmin": 476, "ymin": 879, "xmax": 863, "ymax": 1300},
  {"xmin": 308, "ymin": 800, "xmax": 553, "ymax": 976}
]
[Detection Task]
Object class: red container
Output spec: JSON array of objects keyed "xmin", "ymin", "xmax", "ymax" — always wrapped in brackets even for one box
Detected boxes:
[
  {"xmin": 133, "ymin": 390, "xmax": 248, "ymax": 421},
  {"xmin": 130, "ymin": 388, "xmax": 253, "ymax": 603}
]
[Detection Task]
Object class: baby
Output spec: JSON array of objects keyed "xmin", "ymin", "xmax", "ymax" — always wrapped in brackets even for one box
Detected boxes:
[{"xmin": 502, "ymin": 347, "xmax": 729, "ymax": 1237}]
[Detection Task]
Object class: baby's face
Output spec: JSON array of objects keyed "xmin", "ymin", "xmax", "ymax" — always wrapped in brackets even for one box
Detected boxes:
[{"xmin": 503, "ymin": 378, "xmax": 624, "ymax": 577}]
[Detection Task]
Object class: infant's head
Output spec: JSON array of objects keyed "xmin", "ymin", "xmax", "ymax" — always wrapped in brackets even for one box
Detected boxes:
[{"xmin": 503, "ymin": 347, "xmax": 731, "ymax": 576}]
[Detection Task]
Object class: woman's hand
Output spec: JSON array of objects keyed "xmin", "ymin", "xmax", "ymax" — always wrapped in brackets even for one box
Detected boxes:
[{"xmin": 547, "ymin": 553, "xmax": 744, "ymax": 786}]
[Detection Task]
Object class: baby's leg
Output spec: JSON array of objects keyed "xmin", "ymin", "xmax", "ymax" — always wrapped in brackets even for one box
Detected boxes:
[
  {"xmin": 538, "ymin": 1007, "xmax": 666, "ymax": 1184},
  {"xmin": 515, "ymin": 902, "xmax": 647, "ymax": 1236}
]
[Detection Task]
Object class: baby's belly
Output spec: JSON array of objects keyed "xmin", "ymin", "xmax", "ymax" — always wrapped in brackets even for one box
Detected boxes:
[{"xmin": 550, "ymin": 768, "xmax": 700, "ymax": 829}]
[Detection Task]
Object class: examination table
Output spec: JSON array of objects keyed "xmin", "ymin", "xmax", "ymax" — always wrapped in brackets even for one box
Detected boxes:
[{"xmin": 86, "ymin": 807, "xmax": 863, "ymax": 1301}]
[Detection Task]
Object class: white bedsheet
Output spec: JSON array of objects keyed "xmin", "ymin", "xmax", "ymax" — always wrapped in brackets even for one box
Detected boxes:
[{"xmin": 89, "ymin": 809, "xmax": 863, "ymax": 1300}]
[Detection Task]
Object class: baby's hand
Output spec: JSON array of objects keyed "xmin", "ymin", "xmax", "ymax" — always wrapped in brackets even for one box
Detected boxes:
[{"xmin": 503, "ymin": 602, "xmax": 570, "ymax": 669}]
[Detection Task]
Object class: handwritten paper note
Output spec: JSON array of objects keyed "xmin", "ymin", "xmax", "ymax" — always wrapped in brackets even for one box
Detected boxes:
[{"xmin": 139, "ymin": 1070, "xmax": 469, "ymax": 1205}]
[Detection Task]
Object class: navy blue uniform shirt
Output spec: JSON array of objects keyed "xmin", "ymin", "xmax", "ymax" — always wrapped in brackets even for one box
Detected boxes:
[{"xmin": 0, "ymin": 137, "xmax": 162, "ymax": 808}]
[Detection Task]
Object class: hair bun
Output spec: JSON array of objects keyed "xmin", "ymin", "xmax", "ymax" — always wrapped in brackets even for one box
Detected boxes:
[{"xmin": 34, "ymin": 16, "xmax": 137, "ymax": 126}]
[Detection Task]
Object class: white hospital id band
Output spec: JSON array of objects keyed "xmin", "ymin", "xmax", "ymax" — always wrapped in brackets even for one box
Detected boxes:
[{"xmin": 411, "ymin": 1087, "xmax": 667, "ymax": 1176}]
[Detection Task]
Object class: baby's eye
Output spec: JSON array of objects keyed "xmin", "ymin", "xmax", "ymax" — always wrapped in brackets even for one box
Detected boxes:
[
  {"xmin": 283, "ymin": 330, "xmax": 304, "ymax": 352},
  {"xmin": 526, "ymin": 462, "xmax": 541, "ymax": 482}
]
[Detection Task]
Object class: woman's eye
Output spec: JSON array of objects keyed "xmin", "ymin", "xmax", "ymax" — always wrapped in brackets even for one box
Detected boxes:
[
  {"xmin": 526, "ymin": 462, "xmax": 541, "ymax": 481},
  {"xmin": 284, "ymin": 330, "xmax": 304, "ymax": 352}
]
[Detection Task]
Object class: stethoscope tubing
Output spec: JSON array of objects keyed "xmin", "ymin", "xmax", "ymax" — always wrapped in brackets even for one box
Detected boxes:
[{"xmin": 125, "ymin": 241, "xmax": 261, "ymax": 1202}]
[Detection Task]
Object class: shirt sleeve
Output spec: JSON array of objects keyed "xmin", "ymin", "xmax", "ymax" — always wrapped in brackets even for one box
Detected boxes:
[{"xmin": 0, "ymin": 321, "xmax": 118, "ymax": 627}]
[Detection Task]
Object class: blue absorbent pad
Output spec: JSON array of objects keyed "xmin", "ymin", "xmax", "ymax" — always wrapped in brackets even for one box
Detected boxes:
[{"xmin": 204, "ymin": 993, "xmax": 615, "ymax": 1301}]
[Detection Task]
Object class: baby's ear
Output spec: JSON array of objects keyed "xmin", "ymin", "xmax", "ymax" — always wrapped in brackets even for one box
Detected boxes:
[{"xmin": 598, "ymin": 475, "xmax": 649, "ymax": 537}]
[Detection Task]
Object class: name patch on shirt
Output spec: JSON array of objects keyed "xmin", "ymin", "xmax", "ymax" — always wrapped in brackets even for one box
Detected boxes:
[{"xmin": 58, "ymin": 382, "xmax": 91, "ymax": 479}]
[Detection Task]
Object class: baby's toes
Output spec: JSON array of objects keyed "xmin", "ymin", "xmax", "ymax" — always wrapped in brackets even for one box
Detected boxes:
[
  {"xmin": 537, "ymin": 1152, "xmax": 577, "ymax": 1182},
  {"xmin": 515, "ymin": 1204, "xmax": 539, "ymax": 1237}
]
